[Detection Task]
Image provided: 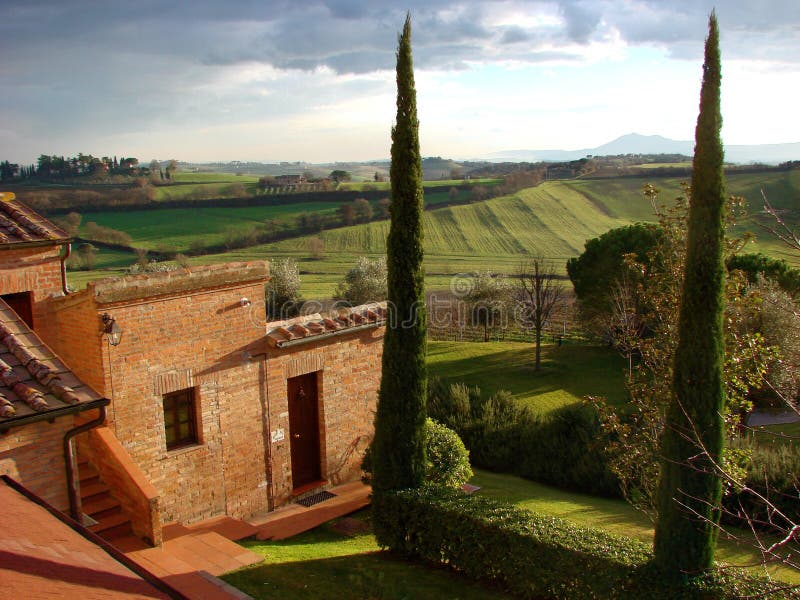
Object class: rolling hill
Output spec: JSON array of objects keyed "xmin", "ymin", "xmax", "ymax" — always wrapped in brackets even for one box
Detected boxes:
[
  {"xmin": 67, "ymin": 168, "xmax": 800, "ymax": 298},
  {"xmin": 195, "ymin": 169, "xmax": 799, "ymax": 297}
]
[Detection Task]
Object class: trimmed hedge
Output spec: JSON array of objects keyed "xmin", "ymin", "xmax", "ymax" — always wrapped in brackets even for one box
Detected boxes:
[
  {"xmin": 373, "ymin": 485, "xmax": 799, "ymax": 599},
  {"xmin": 428, "ymin": 379, "xmax": 619, "ymax": 496},
  {"xmin": 429, "ymin": 378, "xmax": 799, "ymax": 532}
]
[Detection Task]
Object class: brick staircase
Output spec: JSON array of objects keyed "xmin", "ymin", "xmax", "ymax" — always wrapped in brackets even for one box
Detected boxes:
[{"xmin": 77, "ymin": 458, "xmax": 133, "ymax": 541}]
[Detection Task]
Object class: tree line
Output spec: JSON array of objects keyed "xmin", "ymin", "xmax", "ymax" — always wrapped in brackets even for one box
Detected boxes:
[{"xmin": 1, "ymin": 153, "xmax": 144, "ymax": 182}]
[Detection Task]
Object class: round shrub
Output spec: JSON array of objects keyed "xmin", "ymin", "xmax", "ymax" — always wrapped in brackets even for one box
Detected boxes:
[
  {"xmin": 424, "ymin": 418, "xmax": 473, "ymax": 489},
  {"xmin": 362, "ymin": 418, "xmax": 473, "ymax": 489}
]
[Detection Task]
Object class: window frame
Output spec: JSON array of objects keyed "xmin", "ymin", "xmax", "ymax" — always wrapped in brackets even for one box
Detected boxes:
[{"xmin": 162, "ymin": 387, "xmax": 199, "ymax": 451}]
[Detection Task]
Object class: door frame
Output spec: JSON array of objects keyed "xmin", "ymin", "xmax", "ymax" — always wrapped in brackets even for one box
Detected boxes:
[{"xmin": 287, "ymin": 371, "xmax": 323, "ymax": 492}]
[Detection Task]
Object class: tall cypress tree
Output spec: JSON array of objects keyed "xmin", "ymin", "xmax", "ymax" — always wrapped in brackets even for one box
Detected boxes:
[
  {"xmin": 371, "ymin": 13, "xmax": 427, "ymax": 493},
  {"xmin": 653, "ymin": 13, "xmax": 726, "ymax": 577}
]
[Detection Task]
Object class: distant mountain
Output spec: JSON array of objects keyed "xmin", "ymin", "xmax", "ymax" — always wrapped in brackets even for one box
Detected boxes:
[{"xmin": 487, "ymin": 133, "xmax": 800, "ymax": 165}]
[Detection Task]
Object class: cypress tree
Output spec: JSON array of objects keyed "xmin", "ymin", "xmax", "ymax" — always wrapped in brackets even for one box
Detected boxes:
[
  {"xmin": 371, "ymin": 13, "xmax": 427, "ymax": 493},
  {"xmin": 653, "ymin": 13, "xmax": 726, "ymax": 578}
]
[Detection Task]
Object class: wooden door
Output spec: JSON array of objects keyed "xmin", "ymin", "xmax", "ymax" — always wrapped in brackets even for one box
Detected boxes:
[{"xmin": 287, "ymin": 372, "xmax": 321, "ymax": 490}]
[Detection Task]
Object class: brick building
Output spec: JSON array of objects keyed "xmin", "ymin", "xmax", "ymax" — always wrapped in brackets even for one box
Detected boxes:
[
  {"xmin": 0, "ymin": 192, "xmax": 108, "ymax": 515},
  {"xmin": 0, "ymin": 192, "xmax": 384, "ymax": 547}
]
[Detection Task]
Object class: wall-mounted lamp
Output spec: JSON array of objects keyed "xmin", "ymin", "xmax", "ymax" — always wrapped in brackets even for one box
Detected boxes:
[
  {"xmin": 240, "ymin": 297, "xmax": 251, "ymax": 307},
  {"xmin": 102, "ymin": 314, "xmax": 123, "ymax": 346}
]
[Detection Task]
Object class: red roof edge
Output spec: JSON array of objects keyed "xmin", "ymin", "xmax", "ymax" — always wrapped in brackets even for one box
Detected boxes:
[{"xmin": 0, "ymin": 475, "xmax": 190, "ymax": 600}]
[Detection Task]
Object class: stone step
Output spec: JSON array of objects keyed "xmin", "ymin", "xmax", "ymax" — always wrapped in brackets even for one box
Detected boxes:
[
  {"xmin": 101, "ymin": 521, "xmax": 134, "ymax": 542},
  {"xmin": 80, "ymin": 480, "xmax": 110, "ymax": 501},
  {"xmin": 88, "ymin": 509, "xmax": 131, "ymax": 535},
  {"xmin": 78, "ymin": 461, "xmax": 98, "ymax": 483},
  {"xmin": 82, "ymin": 493, "xmax": 120, "ymax": 517}
]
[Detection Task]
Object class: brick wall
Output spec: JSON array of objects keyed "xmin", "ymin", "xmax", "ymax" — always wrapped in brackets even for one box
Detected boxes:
[
  {"xmin": 0, "ymin": 418, "xmax": 72, "ymax": 510},
  {"xmin": 265, "ymin": 327, "xmax": 383, "ymax": 506},
  {"xmin": 0, "ymin": 244, "xmax": 86, "ymax": 514},
  {"xmin": 47, "ymin": 290, "xmax": 107, "ymax": 395},
  {"xmin": 0, "ymin": 245, "xmax": 65, "ymax": 342},
  {"xmin": 46, "ymin": 262, "xmax": 383, "ymax": 525},
  {"xmin": 54, "ymin": 278, "xmax": 272, "ymax": 524}
]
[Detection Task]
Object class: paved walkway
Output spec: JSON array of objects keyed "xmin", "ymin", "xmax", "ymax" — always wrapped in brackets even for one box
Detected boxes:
[
  {"xmin": 116, "ymin": 529, "xmax": 259, "ymax": 600},
  {"xmin": 117, "ymin": 481, "xmax": 371, "ymax": 599},
  {"xmin": 247, "ymin": 481, "xmax": 371, "ymax": 540},
  {"xmin": 746, "ymin": 409, "xmax": 800, "ymax": 426}
]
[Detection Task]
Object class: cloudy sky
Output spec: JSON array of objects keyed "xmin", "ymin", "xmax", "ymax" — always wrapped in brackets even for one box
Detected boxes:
[{"xmin": 1, "ymin": 1, "xmax": 799, "ymax": 164}]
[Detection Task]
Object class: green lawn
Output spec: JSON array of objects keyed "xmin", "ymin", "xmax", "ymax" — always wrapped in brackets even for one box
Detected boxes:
[
  {"xmin": 223, "ymin": 470, "xmax": 798, "ymax": 598},
  {"xmin": 471, "ymin": 469, "xmax": 800, "ymax": 584},
  {"xmin": 427, "ymin": 341, "xmax": 628, "ymax": 413},
  {"xmin": 750, "ymin": 420, "xmax": 800, "ymax": 449},
  {"xmin": 222, "ymin": 511, "xmax": 512, "ymax": 599}
]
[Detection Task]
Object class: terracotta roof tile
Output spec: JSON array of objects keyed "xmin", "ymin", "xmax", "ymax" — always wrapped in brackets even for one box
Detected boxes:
[
  {"xmin": 0, "ymin": 192, "xmax": 69, "ymax": 246},
  {"xmin": 0, "ymin": 477, "xmax": 172, "ymax": 599},
  {"xmin": 266, "ymin": 302, "xmax": 387, "ymax": 348},
  {"xmin": 0, "ymin": 298, "xmax": 102, "ymax": 428}
]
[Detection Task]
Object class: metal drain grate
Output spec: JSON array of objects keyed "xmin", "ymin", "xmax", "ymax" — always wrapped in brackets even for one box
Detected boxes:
[{"xmin": 296, "ymin": 490, "xmax": 337, "ymax": 507}]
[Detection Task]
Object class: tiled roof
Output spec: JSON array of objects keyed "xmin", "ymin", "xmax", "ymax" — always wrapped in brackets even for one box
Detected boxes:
[
  {"xmin": 0, "ymin": 298, "xmax": 103, "ymax": 431},
  {"xmin": 266, "ymin": 303, "xmax": 387, "ymax": 348},
  {"xmin": 0, "ymin": 192, "xmax": 69, "ymax": 247},
  {"xmin": 0, "ymin": 476, "xmax": 173, "ymax": 599}
]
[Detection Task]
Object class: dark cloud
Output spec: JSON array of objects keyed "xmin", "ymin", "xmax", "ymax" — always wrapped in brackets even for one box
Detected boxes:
[
  {"xmin": 3, "ymin": 1, "xmax": 798, "ymax": 77},
  {"xmin": 559, "ymin": 0, "xmax": 603, "ymax": 43},
  {"xmin": 501, "ymin": 26, "xmax": 533, "ymax": 45},
  {"xmin": 1, "ymin": 0, "xmax": 798, "ymax": 160}
]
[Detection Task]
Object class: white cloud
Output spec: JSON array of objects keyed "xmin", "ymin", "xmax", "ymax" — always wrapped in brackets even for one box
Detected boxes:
[{"xmin": 0, "ymin": 0, "xmax": 798, "ymax": 162}]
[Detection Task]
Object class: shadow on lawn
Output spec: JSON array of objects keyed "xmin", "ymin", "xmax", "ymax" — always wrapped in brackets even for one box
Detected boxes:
[
  {"xmin": 222, "ymin": 549, "xmax": 513, "ymax": 600},
  {"xmin": 429, "ymin": 344, "xmax": 628, "ymax": 410}
]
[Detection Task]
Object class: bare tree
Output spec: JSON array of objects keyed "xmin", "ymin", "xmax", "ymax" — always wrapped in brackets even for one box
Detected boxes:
[
  {"xmin": 608, "ymin": 271, "xmax": 645, "ymax": 378},
  {"xmin": 660, "ymin": 397, "xmax": 800, "ymax": 577},
  {"xmin": 759, "ymin": 191, "xmax": 800, "ymax": 418},
  {"xmin": 308, "ymin": 236, "xmax": 325, "ymax": 260},
  {"xmin": 464, "ymin": 271, "xmax": 512, "ymax": 342},
  {"xmin": 353, "ymin": 198, "xmax": 373, "ymax": 223},
  {"xmin": 761, "ymin": 191, "xmax": 800, "ymax": 254},
  {"xmin": 517, "ymin": 258, "xmax": 565, "ymax": 371},
  {"xmin": 165, "ymin": 159, "xmax": 178, "ymax": 180}
]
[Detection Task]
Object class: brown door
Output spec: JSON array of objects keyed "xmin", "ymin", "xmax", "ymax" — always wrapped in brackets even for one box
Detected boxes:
[{"xmin": 287, "ymin": 372, "xmax": 321, "ymax": 490}]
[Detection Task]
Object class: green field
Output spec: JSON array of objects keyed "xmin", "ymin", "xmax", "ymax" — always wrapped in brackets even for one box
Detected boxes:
[
  {"xmin": 337, "ymin": 178, "xmax": 500, "ymax": 192},
  {"xmin": 67, "ymin": 169, "xmax": 800, "ymax": 296},
  {"xmin": 170, "ymin": 172, "xmax": 260, "ymax": 183},
  {"xmin": 152, "ymin": 174, "xmax": 498, "ymax": 202},
  {"xmin": 76, "ymin": 189, "xmax": 471, "ymax": 255},
  {"xmin": 150, "ymin": 171, "xmax": 261, "ymax": 200},
  {"xmin": 78, "ymin": 203, "xmax": 341, "ymax": 252}
]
